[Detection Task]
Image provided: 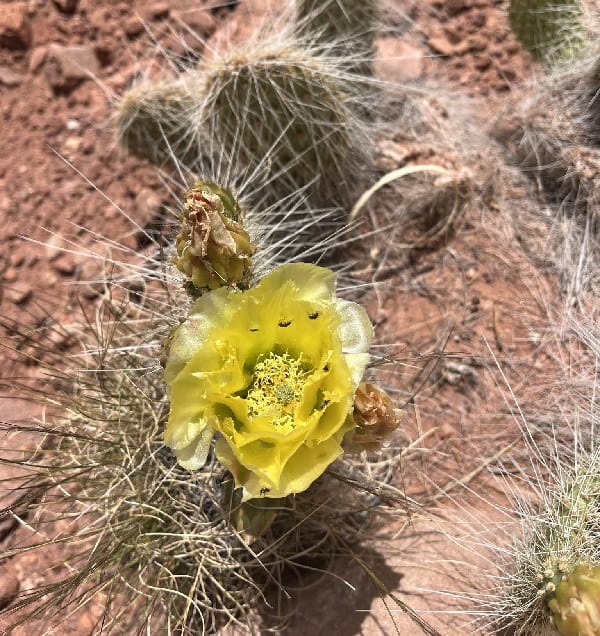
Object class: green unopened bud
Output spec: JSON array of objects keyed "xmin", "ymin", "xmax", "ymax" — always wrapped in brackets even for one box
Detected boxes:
[
  {"xmin": 546, "ymin": 563, "xmax": 600, "ymax": 636},
  {"xmin": 174, "ymin": 181, "xmax": 255, "ymax": 291},
  {"xmin": 221, "ymin": 474, "xmax": 282, "ymax": 544},
  {"xmin": 345, "ymin": 382, "xmax": 401, "ymax": 452}
]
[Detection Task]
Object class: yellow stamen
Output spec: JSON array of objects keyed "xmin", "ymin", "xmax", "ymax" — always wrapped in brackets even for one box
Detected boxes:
[{"xmin": 246, "ymin": 352, "xmax": 310, "ymax": 430}]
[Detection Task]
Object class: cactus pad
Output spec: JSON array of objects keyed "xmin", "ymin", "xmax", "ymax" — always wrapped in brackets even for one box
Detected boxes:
[
  {"xmin": 508, "ymin": 0, "xmax": 586, "ymax": 65},
  {"xmin": 295, "ymin": 0, "xmax": 378, "ymax": 75},
  {"xmin": 199, "ymin": 43, "xmax": 367, "ymax": 209},
  {"xmin": 115, "ymin": 79, "xmax": 199, "ymax": 167}
]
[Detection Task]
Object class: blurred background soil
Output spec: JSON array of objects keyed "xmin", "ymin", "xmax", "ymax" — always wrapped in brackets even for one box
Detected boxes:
[{"xmin": 0, "ymin": 0, "xmax": 550, "ymax": 633}]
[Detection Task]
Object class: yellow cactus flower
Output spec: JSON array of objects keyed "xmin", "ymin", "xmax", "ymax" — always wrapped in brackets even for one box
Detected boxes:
[{"xmin": 164, "ymin": 263, "xmax": 373, "ymax": 499}]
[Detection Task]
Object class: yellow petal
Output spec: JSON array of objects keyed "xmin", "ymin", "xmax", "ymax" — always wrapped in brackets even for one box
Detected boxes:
[
  {"xmin": 246, "ymin": 436, "xmax": 344, "ymax": 500},
  {"xmin": 258, "ymin": 262, "xmax": 336, "ymax": 303},
  {"xmin": 164, "ymin": 263, "xmax": 375, "ymax": 492},
  {"xmin": 336, "ymin": 299, "xmax": 374, "ymax": 355},
  {"xmin": 166, "ymin": 422, "xmax": 215, "ymax": 471}
]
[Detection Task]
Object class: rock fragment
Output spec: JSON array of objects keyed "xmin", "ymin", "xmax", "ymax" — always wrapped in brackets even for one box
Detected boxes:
[
  {"xmin": 0, "ymin": 65, "xmax": 23, "ymax": 87},
  {"xmin": 29, "ymin": 46, "xmax": 47, "ymax": 73},
  {"xmin": 45, "ymin": 44, "xmax": 100, "ymax": 94},
  {"xmin": 5, "ymin": 284, "xmax": 32, "ymax": 305},
  {"xmin": 139, "ymin": 2, "xmax": 170, "ymax": 21},
  {"xmin": 124, "ymin": 16, "xmax": 145, "ymax": 38},
  {"xmin": 0, "ymin": 2, "xmax": 31, "ymax": 50},
  {"xmin": 52, "ymin": 0, "xmax": 79, "ymax": 13}
]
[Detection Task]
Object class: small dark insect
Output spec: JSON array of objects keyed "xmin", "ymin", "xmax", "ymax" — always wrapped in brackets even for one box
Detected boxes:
[
  {"xmin": 260, "ymin": 487, "xmax": 271, "ymax": 496},
  {"xmin": 249, "ymin": 327, "xmax": 259, "ymax": 332},
  {"xmin": 308, "ymin": 311, "xmax": 319, "ymax": 319},
  {"xmin": 278, "ymin": 320, "xmax": 291, "ymax": 327}
]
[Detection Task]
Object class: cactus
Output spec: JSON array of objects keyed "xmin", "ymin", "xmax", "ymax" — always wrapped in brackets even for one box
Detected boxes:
[
  {"xmin": 536, "ymin": 470, "xmax": 600, "ymax": 635},
  {"xmin": 113, "ymin": 12, "xmax": 374, "ymax": 231},
  {"xmin": 115, "ymin": 78, "xmax": 201, "ymax": 167},
  {"xmin": 197, "ymin": 39, "xmax": 370, "ymax": 212},
  {"xmin": 499, "ymin": 51, "xmax": 600, "ymax": 301},
  {"xmin": 508, "ymin": 0, "xmax": 586, "ymax": 66},
  {"xmin": 295, "ymin": 0, "xmax": 378, "ymax": 75},
  {"xmin": 501, "ymin": 459, "xmax": 600, "ymax": 634},
  {"xmin": 0, "ymin": 210, "xmax": 412, "ymax": 634}
]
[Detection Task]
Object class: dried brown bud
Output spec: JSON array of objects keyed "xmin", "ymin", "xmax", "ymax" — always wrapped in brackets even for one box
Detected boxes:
[
  {"xmin": 173, "ymin": 181, "xmax": 255, "ymax": 291},
  {"xmin": 347, "ymin": 382, "xmax": 401, "ymax": 452}
]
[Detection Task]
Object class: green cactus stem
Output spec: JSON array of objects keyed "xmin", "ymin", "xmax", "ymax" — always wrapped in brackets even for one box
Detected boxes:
[
  {"xmin": 508, "ymin": 0, "xmax": 586, "ymax": 66},
  {"xmin": 222, "ymin": 474, "xmax": 283, "ymax": 544},
  {"xmin": 295, "ymin": 0, "xmax": 378, "ymax": 75},
  {"xmin": 115, "ymin": 79, "xmax": 199, "ymax": 167},
  {"xmin": 198, "ymin": 42, "xmax": 368, "ymax": 211}
]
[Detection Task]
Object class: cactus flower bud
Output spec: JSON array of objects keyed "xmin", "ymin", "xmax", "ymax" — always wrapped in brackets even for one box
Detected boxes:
[
  {"xmin": 174, "ymin": 181, "xmax": 255, "ymax": 291},
  {"xmin": 546, "ymin": 563, "xmax": 600, "ymax": 636},
  {"xmin": 345, "ymin": 382, "xmax": 401, "ymax": 452}
]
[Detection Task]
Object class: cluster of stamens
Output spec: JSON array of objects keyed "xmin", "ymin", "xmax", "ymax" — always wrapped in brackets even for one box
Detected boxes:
[{"xmin": 246, "ymin": 352, "xmax": 311, "ymax": 430}]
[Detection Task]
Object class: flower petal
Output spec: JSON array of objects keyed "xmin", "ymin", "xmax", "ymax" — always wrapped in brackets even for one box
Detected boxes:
[
  {"xmin": 336, "ymin": 299, "xmax": 374, "ymax": 354},
  {"xmin": 259, "ymin": 263, "xmax": 336, "ymax": 302},
  {"xmin": 242, "ymin": 436, "xmax": 345, "ymax": 500},
  {"xmin": 168, "ymin": 424, "xmax": 215, "ymax": 471}
]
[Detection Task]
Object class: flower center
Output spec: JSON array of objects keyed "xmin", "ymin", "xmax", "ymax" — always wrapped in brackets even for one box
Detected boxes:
[{"xmin": 246, "ymin": 352, "xmax": 310, "ymax": 429}]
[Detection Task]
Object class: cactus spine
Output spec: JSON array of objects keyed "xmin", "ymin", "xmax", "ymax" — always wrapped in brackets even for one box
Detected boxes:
[
  {"xmin": 115, "ymin": 79, "xmax": 200, "ymax": 167},
  {"xmin": 508, "ymin": 0, "xmax": 586, "ymax": 65},
  {"xmin": 295, "ymin": 0, "xmax": 378, "ymax": 75}
]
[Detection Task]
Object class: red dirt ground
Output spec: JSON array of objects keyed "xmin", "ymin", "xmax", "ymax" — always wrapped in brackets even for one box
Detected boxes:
[{"xmin": 0, "ymin": 1, "xmax": 556, "ymax": 634}]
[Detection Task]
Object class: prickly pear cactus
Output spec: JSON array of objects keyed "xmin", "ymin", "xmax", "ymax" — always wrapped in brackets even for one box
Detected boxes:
[
  {"xmin": 508, "ymin": 0, "xmax": 586, "ymax": 66},
  {"xmin": 295, "ymin": 0, "xmax": 378, "ymax": 75},
  {"xmin": 498, "ymin": 462, "xmax": 600, "ymax": 635},
  {"xmin": 199, "ymin": 43, "xmax": 368, "ymax": 210},
  {"xmin": 115, "ymin": 79, "xmax": 199, "ymax": 167},
  {"xmin": 539, "ymin": 473, "xmax": 600, "ymax": 636}
]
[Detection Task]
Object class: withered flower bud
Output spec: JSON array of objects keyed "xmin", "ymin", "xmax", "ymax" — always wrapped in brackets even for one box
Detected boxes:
[
  {"xmin": 173, "ymin": 180, "xmax": 255, "ymax": 291},
  {"xmin": 347, "ymin": 382, "xmax": 402, "ymax": 452}
]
